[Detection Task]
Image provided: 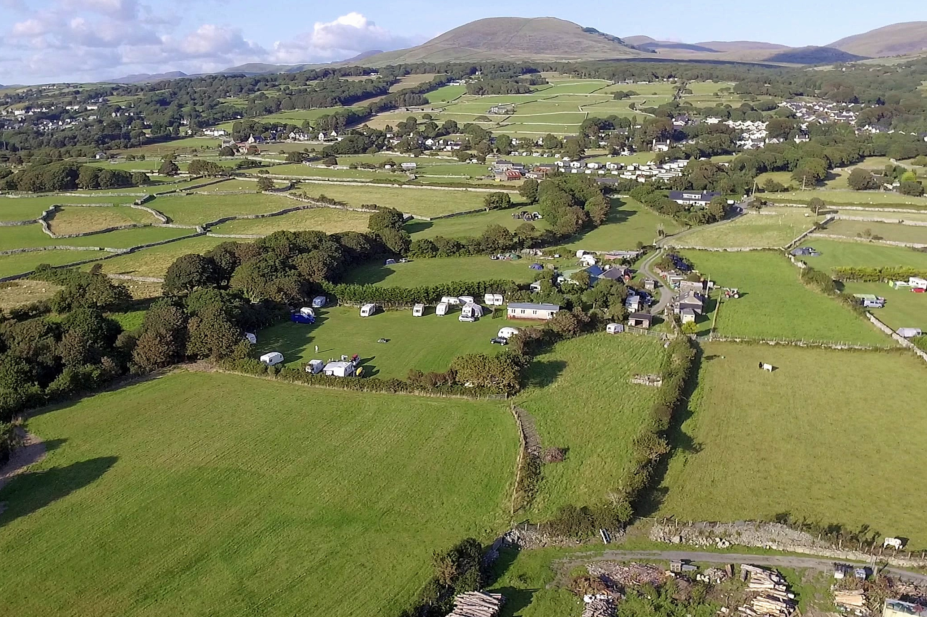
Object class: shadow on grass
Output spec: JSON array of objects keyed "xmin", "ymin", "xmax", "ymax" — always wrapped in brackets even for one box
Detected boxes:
[
  {"xmin": 0, "ymin": 456, "xmax": 118, "ymax": 528},
  {"xmin": 404, "ymin": 220, "xmax": 434, "ymax": 235},
  {"xmin": 561, "ymin": 197, "xmax": 641, "ymax": 246},
  {"xmin": 486, "ymin": 547, "xmax": 538, "ymax": 617},
  {"xmin": 524, "ymin": 360, "xmax": 567, "ymax": 389},
  {"xmin": 636, "ymin": 343, "xmax": 705, "ymax": 517}
]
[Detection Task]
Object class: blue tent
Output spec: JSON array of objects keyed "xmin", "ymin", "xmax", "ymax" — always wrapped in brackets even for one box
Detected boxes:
[{"xmin": 529, "ymin": 263, "xmax": 544, "ymax": 271}]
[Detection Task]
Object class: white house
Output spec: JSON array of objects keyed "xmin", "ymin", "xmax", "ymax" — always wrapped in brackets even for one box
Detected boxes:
[
  {"xmin": 260, "ymin": 352, "xmax": 284, "ymax": 366},
  {"xmin": 507, "ymin": 303, "xmax": 560, "ymax": 321},
  {"xmin": 323, "ymin": 361, "xmax": 355, "ymax": 377}
]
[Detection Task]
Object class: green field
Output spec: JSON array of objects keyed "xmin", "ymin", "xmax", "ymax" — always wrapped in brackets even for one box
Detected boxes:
[
  {"xmin": 819, "ymin": 220, "xmax": 927, "ymax": 245},
  {"xmin": 289, "ymin": 184, "xmax": 518, "ymax": 218},
  {"xmin": 672, "ymin": 209, "xmax": 822, "ymax": 249},
  {"xmin": 343, "ymin": 255, "xmax": 540, "ymax": 287},
  {"xmin": 0, "ymin": 194, "xmax": 140, "ymax": 221},
  {"xmin": 210, "ymin": 208, "xmax": 371, "ymax": 236},
  {"xmin": 425, "ymin": 84, "xmax": 467, "ymax": 103},
  {"xmin": 407, "ymin": 208, "xmax": 548, "ymax": 239},
  {"xmin": 256, "ymin": 306, "xmax": 511, "ymax": 379},
  {"xmin": 0, "ymin": 371, "xmax": 516, "ymax": 616},
  {"xmin": 656, "ymin": 342, "xmax": 927, "ymax": 547},
  {"xmin": 148, "ymin": 193, "xmax": 298, "ymax": 226},
  {"xmin": 516, "ymin": 334, "xmax": 667, "ymax": 518},
  {"xmin": 87, "ymin": 235, "xmax": 236, "ymax": 278},
  {"xmin": 47, "ymin": 205, "xmax": 161, "ymax": 235},
  {"xmin": 797, "ymin": 239, "xmax": 927, "ymax": 271},
  {"xmin": 684, "ymin": 250, "xmax": 888, "ymax": 345},
  {"xmin": 0, "ymin": 249, "xmax": 101, "ymax": 277},
  {"xmin": 842, "ymin": 282, "xmax": 927, "ymax": 331},
  {"xmin": 0, "ymin": 224, "xmax": 193, "ymax": 251},
  {"xmin": 774, "ymin": 189, "xmax": 927, "ymax": 210},
  {"xmin": 559, "ymin": 198, "xmax": 683, "ymax": 251}
]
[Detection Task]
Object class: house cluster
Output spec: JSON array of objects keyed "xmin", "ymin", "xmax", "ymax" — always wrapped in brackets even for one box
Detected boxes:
[
  {"xmin": 673, "ymin": 279, "xmax": 708, "ymax": 324},
  {"xmin": 488, "ymin": 103, "xmax": 516, "ymax": 115},
  {"xmin": 780, "ymin": 100, "xmax": 859, "ymax": 126}
]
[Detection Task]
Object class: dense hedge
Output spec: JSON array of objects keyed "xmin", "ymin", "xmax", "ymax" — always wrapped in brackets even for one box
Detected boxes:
[
  {"xmin": 322, "ymin": 279, "xmax": 518, "ymax": 307},
  {"xmin": 833, "ymin": 266, "xmax": 927, "ymax": 282}
]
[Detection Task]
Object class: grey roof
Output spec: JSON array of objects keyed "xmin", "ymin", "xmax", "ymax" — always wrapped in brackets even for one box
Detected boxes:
[
  {"xmin": 508, "ymin": 303, "xmax": 560, "ymax": 311},
  {"xmin": 630, "ymin": 312, "xmax": 653, "ymax": 321}
]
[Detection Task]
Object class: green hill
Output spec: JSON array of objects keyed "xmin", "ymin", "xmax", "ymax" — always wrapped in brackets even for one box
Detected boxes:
[{"xmin": 829, "ymin": 21, "xmax": 927, "ymax": 57}]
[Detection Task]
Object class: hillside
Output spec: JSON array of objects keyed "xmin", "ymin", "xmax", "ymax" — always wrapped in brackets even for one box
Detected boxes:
[
  {"xmin": 696, "ymin": 41, "xmax": 789, "ymax": 52},
  {"xmin": 359, "ymin": 17, "xmax": 642, "ymax": 66},
  {"xmin": 829, "ymin": 21, "xmax": 927, "ymax": 57},
  {"xmin": 766, "ymin": 46, "xmax": 867, "ymax": 64}
]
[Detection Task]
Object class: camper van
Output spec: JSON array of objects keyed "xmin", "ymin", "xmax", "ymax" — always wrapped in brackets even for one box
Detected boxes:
[
  {"xmin": 413, "ymin": 304, "xmax": 425, "ymax": 317},
  {"xmin": 458, "ymin": 296, "xmax": 475, "ymax": 305},
  {"xmin": 299, "ymin": 307, "xmax": 315, "ymax": 318},
  {"xmin": 312, "ymin": 296, "xmax": 327, "ymax": 308},
  {"xmin": 260, "ymin": 352, "xmax": 284, "ymax": 366},
  {"xmin": 497, "ymin": 327, "xmax": 520, "ymax": 339},
  {"xmin": 306, "ymin": 359, "xmax": 324, "ymax": 374},
  {"xmin": 360, "ymin": 304, "xmax": 379, "ymax": 318},
  {"xmin": 436, "ymin": 302, "xmax": 450, "ymax": 316}
]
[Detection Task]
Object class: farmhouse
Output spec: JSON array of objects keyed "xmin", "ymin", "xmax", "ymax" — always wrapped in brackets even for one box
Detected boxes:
[
  {"xmin": 507, "ymin": 303, "xmax": 560, "ymax": 321},
  {"xmin": 669, "ymin": 191, "xmax": 722, "ymax": 207}
]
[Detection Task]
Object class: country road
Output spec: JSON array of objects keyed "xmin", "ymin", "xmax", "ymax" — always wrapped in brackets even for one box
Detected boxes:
[
  {"xmin": 638, "ymin": 248, "xmax": 672, "ymax": 316},
  {"xmin": 554, "ymin": 550, "xmax": 927, "ymax": 584}
]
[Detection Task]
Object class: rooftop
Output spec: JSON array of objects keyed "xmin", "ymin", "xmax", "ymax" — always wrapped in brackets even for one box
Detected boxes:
[{"xmin": 508, "ymin": 303, "xmax": 560, "ymax": 311}]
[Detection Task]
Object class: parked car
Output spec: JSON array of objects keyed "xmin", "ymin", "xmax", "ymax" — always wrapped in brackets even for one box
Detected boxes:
[{"xmin": 490, "ymin": 337, "xmax": 509, "ymax": 345}]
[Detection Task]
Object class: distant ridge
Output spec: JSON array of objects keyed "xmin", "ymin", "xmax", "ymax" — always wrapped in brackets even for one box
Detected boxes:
[
  {"xmin": 765, "ymin": 46, "xmax": 867, "ymax": 64},
  {"xmin": 109, "ymin": 71, "xmax": 189, "ymax": 84},
  {"xmin": 829, "ymin": 21, "xmax": 927, "ymax": 57},
  {"xmin": 695, "ymin": 41, "xmax": 789, "ymax": 52}
]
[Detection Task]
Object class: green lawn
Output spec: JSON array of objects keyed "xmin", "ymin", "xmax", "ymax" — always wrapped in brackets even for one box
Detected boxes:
[
  {"xmin": 842, "ymin": 282, "xmax": 927, "ymax": 331},
  {"xmin": 672, "ymin": 209, "xmax": 822, "ymax": 249},
  {"xmin": 819, "ymin": 220, "xmax": 927, "ymax": 245},
  {"xmin": 516, "ymin": 334, "xmax": 667, "ymax": 518},
  {"xmin": 0, "ymin": 371, "xmax": 516, "ymax": 616},
  {"xmin": 797, "ymin": 239, "xmax": 927, "ymax": 272},
  {"xmin": 407, "ymin": 208, "xmax": 549, "ymax": 239},
  {"xmin": 343, "ymin": 256, "xmax": 540, "ymax": 287},
  {"xmin": 558, "ymin": 198, "xmax": 683, "ymax": 251},
  {"xmin": 87, "ymin": 235, "xmax": 238, "ymax": 278},
  {"xmin": 290, "ymin": 184, "xmax": 517, "ymax": 218},
  {"xmin": 210, "ymin": 208, "xmax": 371, "ymax": 236},
  {"xmin": 656, "ymin": 342, "xmax": 927, "ymax": 548},
  {"xmin": 425, "ymin": 84, "xmax": 467, "ymax": 103},
  {"xmin": 0, "ymin": 249, "xmax": 101, "ymax": 278},
  {"xmin": 773, "ymin": 189, "xmax": 927, "ymax": 210},
  {"xmin": 148, "ymin": 193, "xmax": 298, "ymax": 226},
  {"xmin": 0, "ymin": 224, "xmax": 193, "ymax": 251},
  {"xmin": 683, "ymin": 250, "xmax": 888, "ymax": 345},
  {"xmin": 256, "ymin": 306, "xmax": 511, "ymax": 379}
]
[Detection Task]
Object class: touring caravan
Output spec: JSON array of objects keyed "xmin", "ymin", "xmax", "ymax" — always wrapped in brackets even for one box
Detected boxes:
[
  {"xmin": 441, "ymin": 296, "xmax": 461, "ymax": 305},
  {"xmin": 459, "ymin": 302, "xmax": 484, "ymax": 322},
  {"xmin": 413, "ymin": 304, "xmax": 425, "ymax": 317},
  {"xmin": 360, "ymin": 304, "xmax": 379, "ymax": 317},
  {"xmin": 260, "ymin": 352, "xmax": 284, "ymax": 366},
  {"xmin": 311, "ymin": 295, "xmax": 327, "ymax": 308},
  {"xmin": 497, "ymin": 327, "xmax": 520, "ymax": 339},
  {"xmin": 606, "ymin": 323, "xmax": 624, "ymax": 334},
  {"xmin": 244, "ymin": 332, "xmax": 257, "ymax": 345},
  {"xmin": 436, "ymin": 302, "xmax": 450, "ymax": 316},
  {"xmin": 458, "ymin": 296, "xmax": 475, "ymax": 305},
  {"xmin": 306, "ymin": 359, "xmax": 324, "ymax": 374}
]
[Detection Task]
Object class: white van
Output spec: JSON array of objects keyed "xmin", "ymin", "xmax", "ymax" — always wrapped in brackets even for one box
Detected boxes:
[{"xmin": 260, "ymin": 352, "xmax": 284, "ymax": 366}]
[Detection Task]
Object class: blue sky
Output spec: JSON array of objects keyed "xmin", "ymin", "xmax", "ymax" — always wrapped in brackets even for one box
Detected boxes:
[{"xmin": 0, "ymin": 0, "xmax": 924, "ymax": 84}]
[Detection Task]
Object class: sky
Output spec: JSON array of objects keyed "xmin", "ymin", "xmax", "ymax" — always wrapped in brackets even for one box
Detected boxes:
[{"xmin": 0, "ymin": 0, "xmax": 925, "ymax": 84}]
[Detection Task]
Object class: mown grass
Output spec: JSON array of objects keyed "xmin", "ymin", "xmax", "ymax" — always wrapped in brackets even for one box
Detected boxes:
[
  {"xmin": 46, "ymin": 206, "xmax": 160, "ymax": 235},
  {"xmin": 0, "ymin": 371, "xmax": 516, "ymax": 616},
  {"xmin": 210, "ymin": 208, "xmax": 371, "ymax": 236},
  {"xmin": 558, "ymin": 198, "xmax": 683, "ymax": 251},
  {"xmin": 407, "ymin": 208, "xmax": 549, "ymax": 239},
  {"xmin": 797, "ymin": 239, "xmax": 927, "ymax": 271},
  {"xmin": 256, "ymin": 306, "xmax": 511, "ymax": 379},
  {"xmin": 149, "ymin": 193, "xmax": 298, "ymax": 226},
  {"xmin": 0, "ymin": 194, "xmax": 140, "ymax": 221},
  {"xmin": 683, "ymin": 250, "xmax": 888, "ymax": 345},
  {"xmin": 343, "ymin": 255, "xmax": 541, "ymax": 287},
  {"xmin": 842, "ymin": 281, "xmax": 927, "ymax": 330},
  {"xmin": 290, "ymin": 184, "xmax": 520, "ymax": 218},
  {"xmin": 516, "ymin": 334, "xmax": 667, "ymax": 518},
  {"xmin": 673, "ymin": 209, "xmax": 822, "ymax": 249},
  {"xmin": 819, "ymin": 220, "xmax": 927, "ymax": 245},
  {"xmin": 774, "ymin": 189, "xmax": 927, "ymax": 210},
  {"xmin": 656, "ymin": 342, "xmax": 927, "ymax": 548},
  {"xmin": 86, "ymin": 235, "xmax": 240, "ymax": 278},
  {"xmin": 0, "ymin": 224, "xmax": 192, "ymax": 251}
]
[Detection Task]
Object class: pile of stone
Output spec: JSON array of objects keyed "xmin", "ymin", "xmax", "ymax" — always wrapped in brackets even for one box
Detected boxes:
[
  {"xmin": 582, "ymin": 596, "xmax": 617, "ymax": 617},
  {"xmin": 588, "ymin": 562, "xmax": 667, "ymax": 589}
]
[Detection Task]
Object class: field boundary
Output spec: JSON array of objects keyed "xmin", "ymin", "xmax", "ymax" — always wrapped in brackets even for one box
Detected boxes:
[
  {"xmin": 834, "ymin": 214, "xmax": 927, "ymax": 227},
  {"xmin": 866, "ymin": 312, "xmax": 927, "ymax": 363},
  {"xmin": 810, "ymin": 232, "xmax": 927, "ymax": 249}
]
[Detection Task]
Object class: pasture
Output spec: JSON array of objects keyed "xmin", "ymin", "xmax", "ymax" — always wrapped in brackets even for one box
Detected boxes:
[
  {"xmin": 842, "ymin": 282, "xmax": 927, "ymax": 331},
  {"xmin": 148, "ymin": 193, "xmax": 298, "ymax": 226},
  {"xmin": 655, "ymin": 342, "xmax": 927, "ymax": 548},
  {"xmin": 256, "ymin": 306, "xmax": 509, "ymax": 379},
  {"xmin": 818, "ymin": 220, "xmax": 927, "ymax": 245},
  {"xmin": 0, "ymin": 279, "xmax": 60, "ymax": 308},
  {"xmin": 671, "ymin": 209, "xmax": 822, "ymax": 249},
  {"xmin": 0, "ymin": 194, "xmax": 140, "ymax": 222},
  {"xmin": 46, "ymin": 205, "xmax": 161, "ymax": 235},
  {"xmin": 0, "ymin": 224, "xmax": 192, "ymax": 251},
  {"xmin": 516, "ymin": 334, "xmax": 667, "ymax": 518},
  {"xmin": 773, "ymin": 189, "xmax": 927, "ymax": 210},
  {"xmin": 407, "ymin": 208, "xmax": 549, "ymax": 239},
  {"xmin": 797, "ymin": 239, "xmax": 927, "ymax": 271},
  {"xmin": 86, "ymin": 235, "xmax": 237, "ymax": 279},
  {"xmin": 558, "ymin": 198, "xmax": 683, "ymax": 251},
  {"xmin": 683, "ymin": 250, "xmax": 889, "ymax": 345},
  {"xmin": 290, "ymin": 184, "xmax": 516, "ymax": 218},
  {"xmin": 0, "ymin": 371, "xmax": 516, "ymax": 616},
  {"xmin": 0, "ymin": 249, "xmax": 101, "ymax": 278},
  {"xmin": 209, "ymin": 208, "xmax": 371, "ymax": 236},
  {"xmin": 343, "ymin": 255, "xmax": 540, "ymax": 287}
]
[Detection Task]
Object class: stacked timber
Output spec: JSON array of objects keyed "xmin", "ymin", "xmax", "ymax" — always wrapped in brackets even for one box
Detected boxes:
[
  {"xmin": 834, "ymin": 590, "xmax": 867, "ymax": 611},
  {"xmin": 583, "ymin": 598, "xmax": 617, "ymax": 617},
  {"xmin": 738, "ymin": 566, "xmax": 796, "ymax": 617},
  {"xmin": 448, "ymin": 591, "xmax": 505, "ymax": 617}
]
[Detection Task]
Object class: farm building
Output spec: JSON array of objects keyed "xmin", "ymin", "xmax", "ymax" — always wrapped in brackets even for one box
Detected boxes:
[
  {"xmin": 628, "ymin": 313, "xmax": 653, "ymax": 329},
  {"xmin": 669, "ymin": 191, "xmax": 721, "ymax": 207},
  {"xmin": 507, "ymin": 303, "xmax": 560, "ymax": 321},
  {"xmin": 323, "ymin": 361, "xmax": 356, "ymax": 378}
]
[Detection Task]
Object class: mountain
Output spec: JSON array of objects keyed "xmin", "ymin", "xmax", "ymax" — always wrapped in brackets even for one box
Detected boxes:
[
  {"xmin": 359, "ymin": 17, "xmax": 642, "ymax": 66},
  {"xmin": 765, "ymin": 46, "xmax": 867, "ymax": 64},
  {"xmin": 636, "ymin": 41, "xmax": 720, "ymax": 54},
  {"xmin": 343, "ymin": 50, "xmax": 383, "ymax": 63},
  {"xmin": 829, "ymin": 21, "xmax": 927, "ymax": 57},
  {"xmin": 695, "ymin": 41, "xmax": 789, "ymax": 52},
  {"xmin": 109, "ymin": 71, "xmax": 188, "ymax": 84}
]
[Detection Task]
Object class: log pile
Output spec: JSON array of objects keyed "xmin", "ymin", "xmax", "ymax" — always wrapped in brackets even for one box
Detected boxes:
[
  {"xmin": 448, "ymin": 591, "xmax": 505, "ymax": 617},
  {"xmin": 583, "ymin": 597, "xmax": 617, "ymax": 617},
  {"xmin": 834, "ymin": 590, "xmax": 867, "ymax": 612},
  {"xmin": 737, "ymin": 565, "xmax": 796, "ymax": 617}
]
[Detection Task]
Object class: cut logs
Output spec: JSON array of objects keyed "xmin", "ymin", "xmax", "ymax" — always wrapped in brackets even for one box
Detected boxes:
[
  {"xmin": 834, "ymin": 590, "xmax": 867, "ymax": 610},
  {"xmin": 448, "ymin": 591, "xmax": 505, "ymax": 617},
  {"xmin": 738, "ymin": 566, "xmax": 796, "ymax": 617},
  {"xmin": 583, "ymin": 597, "xmax": 617, "ymax": 617}
]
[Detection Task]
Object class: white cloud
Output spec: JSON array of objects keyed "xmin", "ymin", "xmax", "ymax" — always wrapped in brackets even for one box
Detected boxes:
[
  {"xmin": 178, "ymin": 24, "xmax": 264, "ymax": 57},
  {"xmin": 271, "ymin": 12, "xmax": 419, "ymax": 64},
  {"xmin": 61, "ymin": 0, "xmax": 140, "ymax": 21}
]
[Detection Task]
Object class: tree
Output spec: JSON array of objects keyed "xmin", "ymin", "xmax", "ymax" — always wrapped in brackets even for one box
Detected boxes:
[
  {"xmin": 130, "ymin": 172, "xmax": 150, "ymax": 186},
  {"xmin": 519, "ymin": 178, "xmax": 539, "ymax": 204},
  {"xmin": 495, "ymin": 134, "xmax": 513, "ymax": 155},
  {"xmin": 186, "ymin": 305, "xmax": 245, "ymax": 360},
  {"xmin": 368, "ymin": 207, "xmax": 405, "ymax": 233},
  {"xmin": 163, "ymin": 254, "xmax": 219, "ymax": 296},
  {"xmin": 791, "ymin": 158, "xmax": 827, "ymax": 186},
  {"xmin": 809, "ymin": 197, "xmax": 826, "ymax": 215},
  {"xmin": 158, "ymin": 159, "xmax": 180, "ymax": 176},
  {"xmin": 900, "ymin": 181, "xmax": 925, "ymax": 197},
  {"xmin": 256, "ymin": 176, "xmax": 275, "ymax": 192},
  {"xmin": 483, "ymin": 192, "xmax": 512, "ymax": 210},
  {"xmin": 763, "ymin": 178, "xmax": 786, "ymax": 193},
  {"xmin": 548, "ymin": 310, "xmax": 582, "ymax": 338},
  {"xmin": 563, "ymin": 137, "xmax": 585, "ymax": 160},
  {"xmin": 847, "ymin": 168, "xmax": 878, "ymax": 191},
  {"xmin": 681, "ymin": 321, "xmax": 699, "ymax": 335}
]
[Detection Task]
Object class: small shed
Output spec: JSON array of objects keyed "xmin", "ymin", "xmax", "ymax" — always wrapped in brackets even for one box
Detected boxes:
[
  {"xmin": 413, "ymin": 303, "xmax": 425, "ymax": 317},
  {"xmin": 323, "ymin": 361, "xmax": 356, "ymax": 377},
  {"xmin": 680, "ymin": 308, "xmax": 696, "ymax": 324},
  {"xmin": 312, "ymin": 295, "xmax": 327, "ymax": 308},
  {"xmin": 306, "ymin": 359, "xmax": 324, "ymax": 374},
  {"xmin": 436, "ymin": 302, "xmax": 450, "ymax": 316},
  {"xmin": 360, "ymin": 304, "xmax": 379, "ymax": 317},
  {"xmin": 260, "ymin": 352, "xmax": 284, "ymax": 366},
  {"xmin": 606, "ymin": 323, "xmax": 624, "ymax": 334},
  {"xmin": 628, "ymin": 313, "xmax": 653, "ymax": 329}
]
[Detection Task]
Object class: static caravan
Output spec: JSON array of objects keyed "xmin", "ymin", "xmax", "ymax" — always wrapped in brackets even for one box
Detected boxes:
[
  {"xmin": 459, "ymin": 303, "xmax": 484, "ymax": 322},
  {"xmin": 458, "ymin": 295, "xmax": 475, "ymax": 305},
  {"xmin": 312, "ymin": 295, "xmax": 327, "ymax": 308},
  {"xmin": 323, "ymin": 361, "xmax": 356, "ymax": 377},
  {"xmin": 497, "ymin": 327, "xmax": 520, "ymax": 339},
  {"xmin": 436, "ymin": 302, "xmax": 450, "ymax": 316},
  {"xmin": 244, "ymin": 332, "xmax": 257, "ymax": 345},
  {"xmin": 484, "ymin": 293, "xmax": 495, "ymax": 306},
  {"xmin": 484, "ymin": 293, "xmax": 504, "ymax": 306},
  {"xmin": 440, "ymin": 296, "xmax": 461, "ymax": 305},
  {"xmin": 360, "ymin": 304, "xmax": 379, "ymax": 318},
  {"xmin": 910, "ymin": 277, "xmax": 927, "ymax": 290},
  {"xmin": 413, "ymin": 303, "xmax": 425, "ymax": 317},
  {"xmin": 306, "ymin": 359, "xmax": 324, "ymax": 374},
  {"xmin": 260, "ymin": 352, "xmax": 284, "ymax": 366}
]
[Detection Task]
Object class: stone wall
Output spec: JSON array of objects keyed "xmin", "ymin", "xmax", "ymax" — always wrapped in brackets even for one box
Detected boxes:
[
  {"xmin": 812, "ymin": 233, "xmax": 927, "ymax": 249},
  {"xmin": 867, "ymin": 312, "xmax": 927, "ymax": 363}
]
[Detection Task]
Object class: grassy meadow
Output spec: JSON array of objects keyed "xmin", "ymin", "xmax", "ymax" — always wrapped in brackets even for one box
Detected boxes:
[
  {"xmin": 842, "ymin": 282, "xmax": 927, "ymax": 331},
  {"xmin": 797, "ymin": 239, "xmax": 927, "ymax": 272},
  {"xmin": 0, "ymin": 371, "xmax": 516, "ymax": 616},
  {"xmin": 0, "ymin": 194, "xmax": 140, "ymax": 221},
  {"xmin": 46, "ymin": 205, "xmax": 161, "ymax": 235},
  {"xmin": 773, "ymin": 189, "xmax": 927, "ymax": 210},
  {"xmin": 343, "ymin": 255, "xmax": 541, "ymax": 287},
  {"xmin": 683, "ymin": 250, "xmax": 888, "ymax": 345},
  {"xmin": 209, "ymin": 208, "xmax": 371, "ymax": 236},
  {"xmin": 0, "ymin": 224, "xmax": 193, "ymax": 251},
  {"xmin": 291, "ymin": 184, "xmax": 514, "ymax": 218},
  {"xmin": 672, "ymin": 209, "xmax": 822, "ymax": 249},
  {"xmin": 0, "ymin": 249, "xmax": 102, "ymax": 278},
  {"xmin": 149, "ymin": 193, "xmax": 297, "ymax": 226},
  {"xmin": 516, "ymin": 334, "xmax": 667, "ymax": 518},
  {"xmin": 256, "ymin": 306, "xmax": 511, "ymax": 379},
  {"xmin": 819, "ymin": 220, "xmax": 927, "ymax": 245},
  {"xmin": 656, "ymin": 342, "xmax": 927, "ymax": 548},
  {"xmin": 558, "ymin": 198, "xmax": 683, "ymax": 252},
  {"xmin": 85, "ymin": 235, "xmax": 238, "ymax": 279}
]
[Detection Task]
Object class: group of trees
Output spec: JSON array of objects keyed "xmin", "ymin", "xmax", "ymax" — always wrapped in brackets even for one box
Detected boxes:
[{"xmin": 1, "ymin": 161, "xmax": 149, "ymax": 192}]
